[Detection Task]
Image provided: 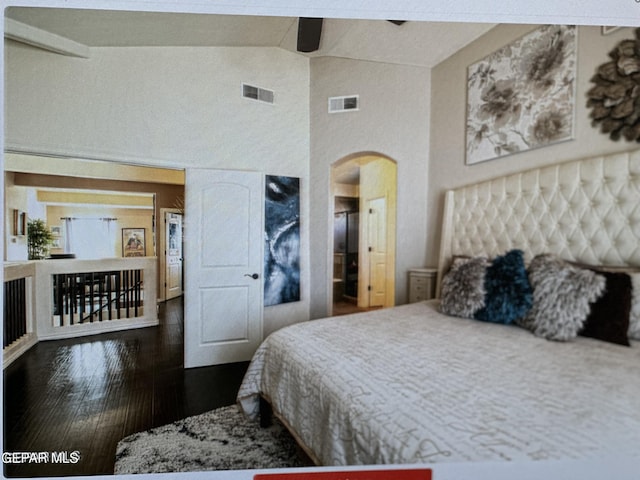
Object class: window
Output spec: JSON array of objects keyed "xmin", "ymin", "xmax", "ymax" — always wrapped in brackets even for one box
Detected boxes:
[{"xmin": 63, "ymin": 218, "xmax": 117, "ymax": 259}]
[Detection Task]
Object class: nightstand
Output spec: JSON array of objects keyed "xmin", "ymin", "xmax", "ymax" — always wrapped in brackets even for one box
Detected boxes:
[{"xmin": 408, "ymin": 268, "xmax": 437, "ymax": 303}]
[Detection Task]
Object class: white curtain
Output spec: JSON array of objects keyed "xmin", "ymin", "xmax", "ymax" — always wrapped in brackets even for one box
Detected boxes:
[{"xmin": 63, "ymin": 218, "xmax": 116, "ymax": 259}]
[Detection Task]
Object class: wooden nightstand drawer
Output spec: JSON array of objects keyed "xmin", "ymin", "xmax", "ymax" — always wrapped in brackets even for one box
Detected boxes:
[{"xmin": 411, "ymin": 276, "xmax": 429, "ymax": 287}]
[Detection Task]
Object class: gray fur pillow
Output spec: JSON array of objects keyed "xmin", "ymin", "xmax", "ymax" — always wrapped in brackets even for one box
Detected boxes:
[
  {"xmin": 517, "ymin": 254, "xmax": 606, "ymax": 341},
  {"xmin": 440, "ymin": 256, "xmax": 489, "ymax": 318}
]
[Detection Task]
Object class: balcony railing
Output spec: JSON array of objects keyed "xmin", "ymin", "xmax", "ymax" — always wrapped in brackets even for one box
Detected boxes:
[
  {"xmin": 3, "ymin": 262, "xmax": 36, "ymax": 367},
  {"xmin": 4, "ymin": 257, "xmax": 158, "ymax": 367},
  {"xmin": 4, "ymin": 277, "xmax": 27, "ymax": 347},
  {"xmin": 52, "ymin": 269, "xmax": 143, "ymax": 325}
]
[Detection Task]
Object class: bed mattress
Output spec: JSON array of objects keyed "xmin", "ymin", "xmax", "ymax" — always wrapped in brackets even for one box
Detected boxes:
[{"xmin": 238, "ymin": 300, "xmax": 640, "ymax": 466}]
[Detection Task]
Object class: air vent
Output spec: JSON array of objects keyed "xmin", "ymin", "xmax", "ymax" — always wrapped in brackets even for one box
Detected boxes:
[
  {"xmin": 242, "ymin": 83, "xmax": 275, "ymax": 104},
  {"xmin": 328, "ymin": 95, "xmax": 359, "ymax": 113}
]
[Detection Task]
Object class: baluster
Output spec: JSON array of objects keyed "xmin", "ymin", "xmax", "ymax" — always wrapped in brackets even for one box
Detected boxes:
[
  {"xmin": 89, "ymin": 273, "xmax": 95, "ymax": 323},
  {"xmin": 55, "ymin": 275, "xmax": 62, "ymax": 325},
  {"xmin": 134, "ymin": 269, "xmax": 140, "ymax": 316},
  {"xmin": 130, "ymin": 270, "xmax": 134, "ymax": 315},
  {"xmin": 3, "ymin": 283, "xmax": 7, "ymax": 347},
  {"xmin": 116, "ymin": 271, "xmax": 122, "ymax": 319},
  {"xmin": 66, "ymin": 274, "xmax": 72, "ymax": 322},
  {"xmin": 128, "ymin": 270, "xmax": 133, "ymax": 317},
  {"xmin": 11, "ymin": 281, "xmax": 16, "ymax": 345},
  {"xmin": 4, "ymin": 282, "xmax": 12, "ymax": 347},
  {"xmin": 4, "ymin": 283, "xmax": 9, "ymax": 348},
  {"xmin": 98, "ymin": 272, "xmax": 104, "ymax": 322},
  {"xmin": 107, "ymin": 271, "xmax": 113, "ymax": 320},
  {"xmin": 18, "ymin": 278, "xmax": 26, "ymax": 339},
  {"xmin": 70, "ymin": 274, "xmax": 77, "ymax": 325},
  {"xmin": 9, "ymin": 281, "xmax": 16, "ymax": 346},
  {"xmin": 123, "ymin": 270, "xmax": 128, "ymax": 317},
  {"xmin": 15, "ymin": 279, "xmax": 20, "ymax": 339}
]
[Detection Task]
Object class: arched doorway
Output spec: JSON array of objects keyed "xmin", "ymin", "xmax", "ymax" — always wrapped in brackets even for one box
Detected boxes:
[{"xmin": 330, "ymin": 154, "xmax": 397, "ymax": 316}]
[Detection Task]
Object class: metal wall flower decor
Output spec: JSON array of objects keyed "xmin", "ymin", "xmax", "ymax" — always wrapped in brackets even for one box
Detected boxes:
[
  {"xmin": 587, "ymin": 28, "xmax": 640, "ymax": 142},
  {"xmin": 466, "ymin": 25, "xmax": 577, "ymax": 165}
]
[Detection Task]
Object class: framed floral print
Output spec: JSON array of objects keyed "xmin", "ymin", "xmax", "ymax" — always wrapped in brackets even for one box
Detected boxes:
[{"xmin": 466, "ymin": 25, "xmax": 577, "ymax": 165}]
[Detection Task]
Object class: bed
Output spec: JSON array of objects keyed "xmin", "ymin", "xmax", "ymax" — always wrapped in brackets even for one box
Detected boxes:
[{"xmin": 237, "ymin": 149, "xmax": 640, "ymax": 467}]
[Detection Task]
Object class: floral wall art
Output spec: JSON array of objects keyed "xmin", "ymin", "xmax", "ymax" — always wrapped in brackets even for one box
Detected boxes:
[{"xmin": 466, "ymin": 25, "xmax": 577, "ymax": 165}]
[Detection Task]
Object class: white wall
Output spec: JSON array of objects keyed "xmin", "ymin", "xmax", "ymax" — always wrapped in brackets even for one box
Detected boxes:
[
  {"xmin": 309, "ymin": 56, "xmax": 431, "ymax": 318},
  {"xmin": 5, "ymin": 40, "xmax": 311, "ymax": 334},
  {"xmin": 427, "ymin": 24, "xmax": 638, "ymax": 267}
]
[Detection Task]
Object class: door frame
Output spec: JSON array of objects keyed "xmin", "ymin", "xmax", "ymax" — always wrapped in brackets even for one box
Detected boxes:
[
  {"xmin": 159, "ymin": 207, "xmax": 183, "ymax": 302},
  {"xmin": 329, "ymin": 154, "xmax": 397, "ymax": 314}
]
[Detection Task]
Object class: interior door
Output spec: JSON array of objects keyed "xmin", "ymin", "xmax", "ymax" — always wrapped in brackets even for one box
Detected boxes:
[
  {"xmin": 165, "ymin": 211, "xmax": 183, "ymax": 300},
  {"xmin": 367, "ymin": 197, "xmax": 387, "ymax": 307},
  {"xmin": 184, "ymin": 169, "xmax": 263, "ymax": 368}
]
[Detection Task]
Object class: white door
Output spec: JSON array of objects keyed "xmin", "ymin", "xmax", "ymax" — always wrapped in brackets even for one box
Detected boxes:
[
  {"xmin": 368, "ymin": 197, "xmax": 387, "ymax": 307},
  {"xmin": 165, "ymin": 211, "xmax": 183, "ymax": 300},
  {"xmin": 184, "ymin": 169, "xmax": 263, "ymax": 368}
]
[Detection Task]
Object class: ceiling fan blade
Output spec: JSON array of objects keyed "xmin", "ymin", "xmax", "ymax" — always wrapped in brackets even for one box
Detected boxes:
[
  {"xmin": 387, "ymin": 20, "xmax": 407, "ymax": 25},
  {"xmin": 297, "ymin": 17, "xmax": 323, "ymax": 52}
]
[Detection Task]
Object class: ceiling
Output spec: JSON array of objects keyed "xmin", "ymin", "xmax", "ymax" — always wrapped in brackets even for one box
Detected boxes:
[
  {"xmin": 4, "ymin": 8, "xmax": 496, "ymax": 186},
  {"xmin": 4, "ymin": 7, "xmax": 496, "ymax": 67}
]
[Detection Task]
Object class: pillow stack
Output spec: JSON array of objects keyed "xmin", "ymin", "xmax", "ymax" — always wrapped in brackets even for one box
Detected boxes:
[
  {"xmin": 439, "ymin": 250, "xmax": 639, "ymax": 346},
  {"xmin": 440, "ymin": 249, "xmax": 532, "ymax": 325}
]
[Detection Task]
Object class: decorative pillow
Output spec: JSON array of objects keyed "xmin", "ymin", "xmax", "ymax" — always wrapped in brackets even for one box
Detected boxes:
[
  {"xmin": 630, "ymin": 273, "xmax": 640, "ymax": 341},
  {"xmin": 580, "ymin": 270, "xmax": 631, "ymax": 346},
  {"xmin": 474, "ymin": 249, "xmax": 532, "ymax": 324},
  {"xmin": 569, "ymin": 262, "xmax": 640, "ymax": 341},
  {"xmin": 517, "ymin": 254, "xmax": 606, "ymax": 341},
  {"xmin": 439, "ymin": 256, "xmax": 488, "ymax": 319}
]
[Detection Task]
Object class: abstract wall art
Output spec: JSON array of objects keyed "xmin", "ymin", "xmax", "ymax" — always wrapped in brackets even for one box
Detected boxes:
[
  {"xmin": 466, "ymin": 25, "xmax": 577, "ymax": 165},
  {"xmin": 264, "ymin": 175, "xmax": 300, "ymax": 306}
]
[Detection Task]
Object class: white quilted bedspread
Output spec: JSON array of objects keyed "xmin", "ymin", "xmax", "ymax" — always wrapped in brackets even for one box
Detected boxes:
[{"xmin": 237, "ymin": 300, "xmax": 640, "ymax": 466}]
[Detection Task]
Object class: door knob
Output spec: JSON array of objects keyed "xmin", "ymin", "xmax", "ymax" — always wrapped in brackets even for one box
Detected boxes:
[{"xmin": 245, "ymin": 273, "xmax": 259, "ymax": 280}]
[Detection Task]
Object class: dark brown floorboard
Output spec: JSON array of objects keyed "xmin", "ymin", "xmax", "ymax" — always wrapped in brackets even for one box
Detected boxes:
[
  {"xmin": 332, "ymin": 300, "xmax": 383, "ymax": 316},
  {"xmin": 3, "ymin": 297, "xmax": 249, "ymax": 477}
]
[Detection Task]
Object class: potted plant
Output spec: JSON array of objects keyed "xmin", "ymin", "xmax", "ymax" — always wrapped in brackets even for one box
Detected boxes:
[{"xmin": 27, "ymin": 219, "xmax": 54, "ymax": 260}]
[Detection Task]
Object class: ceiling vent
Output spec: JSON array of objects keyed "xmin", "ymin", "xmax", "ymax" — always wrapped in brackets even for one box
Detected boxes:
[
  {"xmin": 242, "ymin": 83, "xmax": 275, "ymax": 104},
  {"xmin": 328, "ymin": 95, "xmax": 359, "ymax": 113}
]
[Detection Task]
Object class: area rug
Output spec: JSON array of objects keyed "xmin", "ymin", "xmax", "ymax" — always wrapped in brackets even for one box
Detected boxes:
[{"xmin": 114, "ymin": 404, "xmax": 308, "ymax": 474}]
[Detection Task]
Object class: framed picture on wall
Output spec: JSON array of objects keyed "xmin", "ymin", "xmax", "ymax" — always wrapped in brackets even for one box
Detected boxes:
[
  {"xmin": 122, "ymin": 228, "xmax": 146, "ymax": 257},
  {"xmin": 264, "ymin": 175, "xmax": 301, "ymax": 306},
  {"xmin": 13, "ymin": 210, "xmax": 26, "ymax": 236},
  {"xmin": 465, "ymin": 24, "xmax": 577, "ymax": 164}
]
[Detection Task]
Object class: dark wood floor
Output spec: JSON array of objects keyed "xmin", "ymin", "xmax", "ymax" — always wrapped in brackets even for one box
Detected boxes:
[
  {"xmin": 332, "ymin": 299, "xmax": 383, "ymax": 316},
  {"xmin": 3, "ymin": 297, "xmax": 249, "ymax": 478}
]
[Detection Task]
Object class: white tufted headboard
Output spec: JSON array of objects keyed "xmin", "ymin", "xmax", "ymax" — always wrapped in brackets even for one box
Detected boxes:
[{"xmin": 436, "ymin": 149, "xmax": 640, "ymax": 297}]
